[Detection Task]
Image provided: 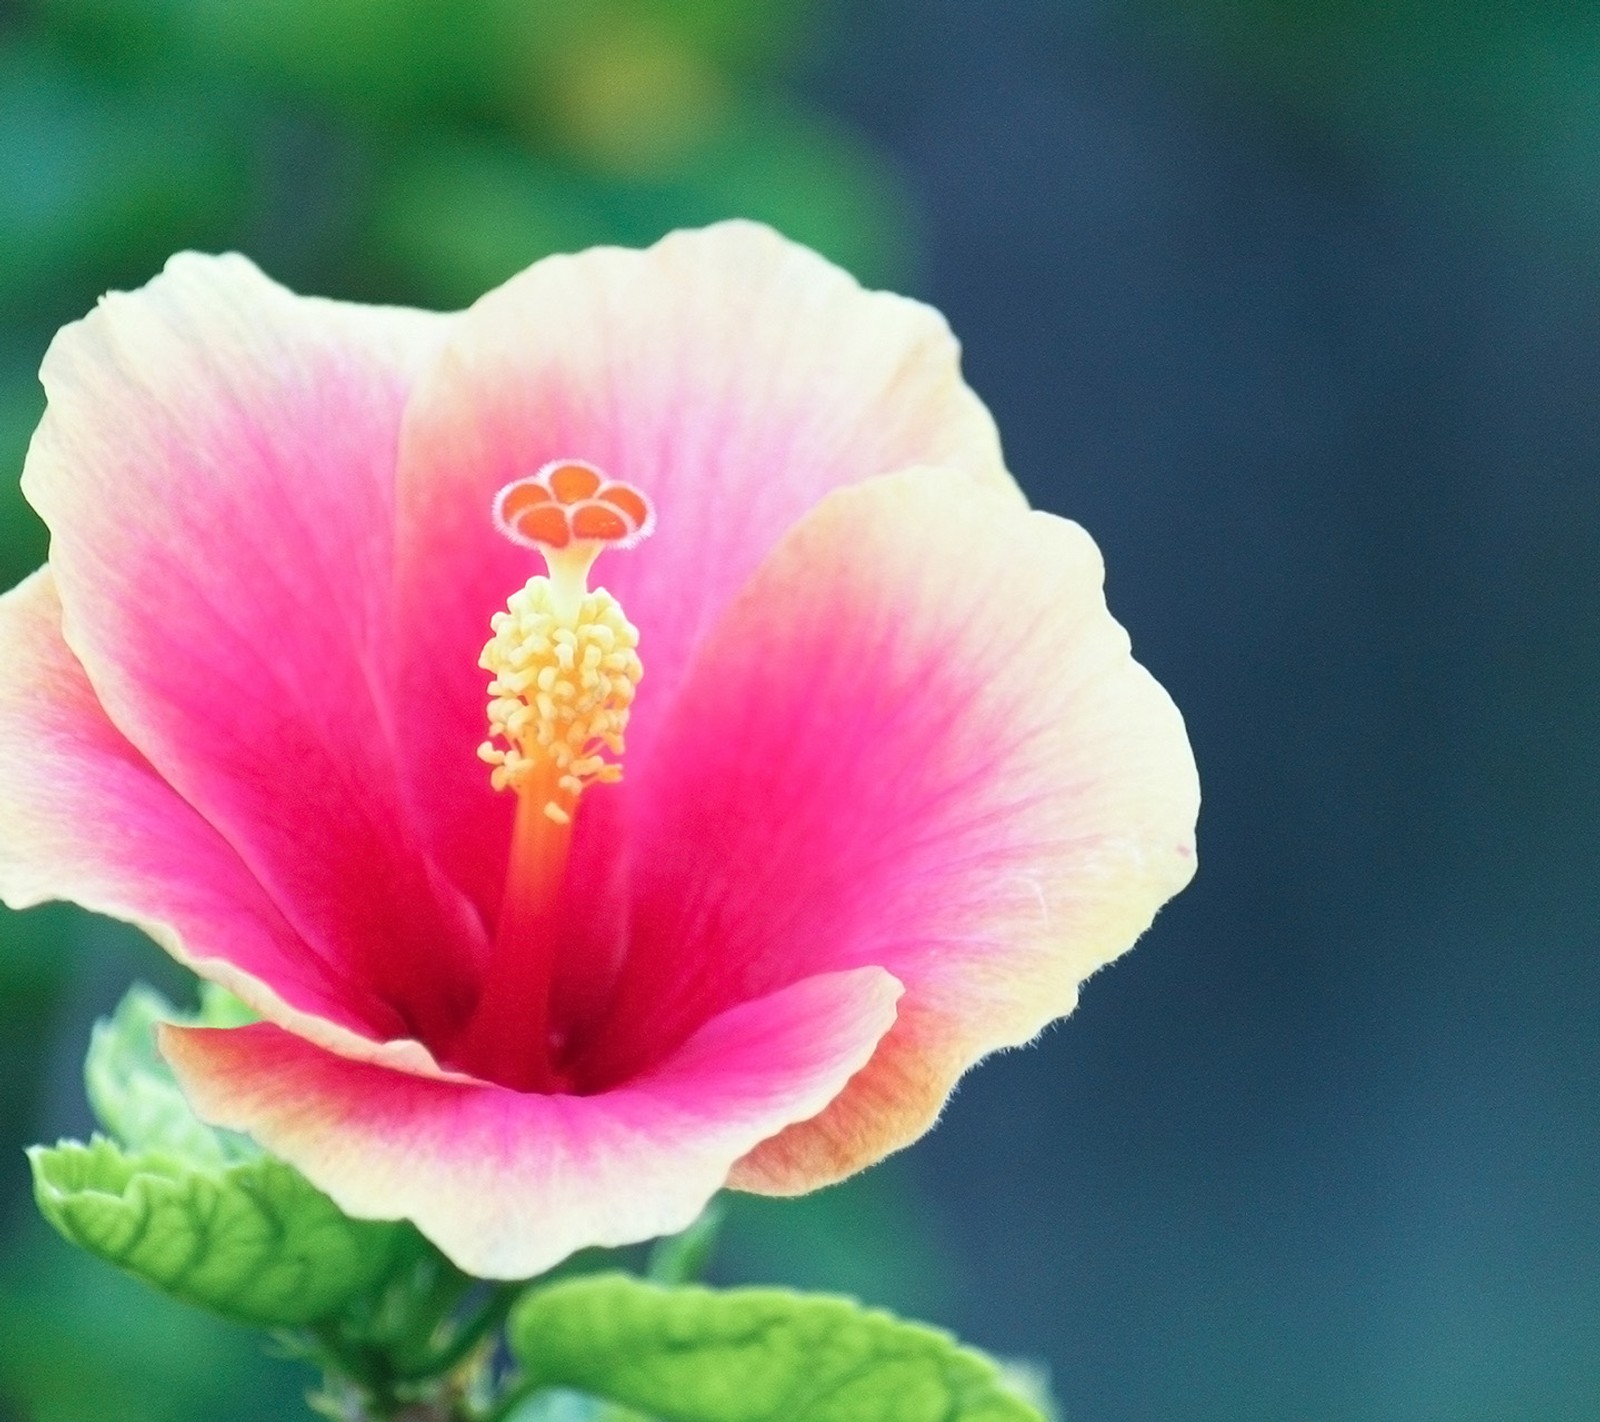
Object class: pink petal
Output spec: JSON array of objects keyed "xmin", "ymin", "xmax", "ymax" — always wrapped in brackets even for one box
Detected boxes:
[
  {"xmin": 160, "ymin": 967, "xmax": 902, "ymax": 1278},
  {"xmin": 391, "ymin": 221, "xmax": 1014, "ymax": 925},
  {"xmin": 582, "ymin": 467, "xmax": 1199, "ymax": 1188},
  {"xmin": 22, "ymin": 255, "xmax": 485, "ymax": 1044},
  {"xmin": 0, "ymin": 569, "xmax": 406, "ymax": 1053}
]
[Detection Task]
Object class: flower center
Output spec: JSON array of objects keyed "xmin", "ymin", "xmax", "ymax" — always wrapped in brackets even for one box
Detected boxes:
[{"xmin": 456, "ymin": 459, "xmax": 652, "ymax": 1092}]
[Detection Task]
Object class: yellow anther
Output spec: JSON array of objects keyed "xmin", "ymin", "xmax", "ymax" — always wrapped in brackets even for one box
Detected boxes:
[{"xmin": 478, "ymin": 578, "xmax": 643, "ymax": 819}]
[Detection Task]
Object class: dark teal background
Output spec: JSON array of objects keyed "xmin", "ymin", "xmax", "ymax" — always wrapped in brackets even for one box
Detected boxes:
[{"xmin": 2, "ymin": 2, "xmax": 1597, "ymax": 1419}]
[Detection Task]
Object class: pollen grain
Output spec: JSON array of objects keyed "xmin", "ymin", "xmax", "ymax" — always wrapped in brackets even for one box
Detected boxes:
[{"xmin": 478, "ymin": 579, "xmax": 643, "ymax": 820}]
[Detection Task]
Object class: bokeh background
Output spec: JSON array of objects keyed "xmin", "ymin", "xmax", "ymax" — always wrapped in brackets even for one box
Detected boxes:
[{"xmin": 2, "ymin": 1, "xmax": 1598, "ymax": 1419}]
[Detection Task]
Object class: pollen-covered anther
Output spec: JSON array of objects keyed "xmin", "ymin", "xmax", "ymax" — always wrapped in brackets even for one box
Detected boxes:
[{"xmin": 478, "ymin": 579, "xmax": 643, "ymax": 818}]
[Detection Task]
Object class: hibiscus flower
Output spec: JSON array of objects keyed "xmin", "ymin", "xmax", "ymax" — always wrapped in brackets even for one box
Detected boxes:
[{"xmin": 0, "ymin": 223, "xmax": 1198, "ymax": 1278}]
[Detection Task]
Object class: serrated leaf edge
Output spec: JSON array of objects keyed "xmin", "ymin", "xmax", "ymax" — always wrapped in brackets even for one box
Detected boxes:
[{"xmin": 28, "ymin": 1135, "xmax": 400, "ymax": 1327}]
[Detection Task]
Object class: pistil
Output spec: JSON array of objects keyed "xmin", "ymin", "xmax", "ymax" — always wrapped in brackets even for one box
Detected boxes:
[{"xmin": 456, "ymin": 460, "xmax": 650, "ymax": 1091}]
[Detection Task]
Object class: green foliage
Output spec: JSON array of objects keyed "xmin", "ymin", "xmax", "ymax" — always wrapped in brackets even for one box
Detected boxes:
[
  {"xmin": 35, "ymin": 0, "xmax": 806, "ymax": 119},
  {"xmin": 509, "ymin": 1274, "xmax": 1044, "ymax": 1422},
  {"xmin": 0, "ymin": 43, "xmax": 250, "ymax": 314},
  {"xmin": 368, "ymin": 140, "xmax": 617, "ymax": 308},
  {"xmin": 84, "ymin": 982, "xmax": 257, "ymax": 1164},
  {"xmin": 31, "ymin": 983, "xmax": 408, "ymax": 1327},
  {"xmin": 368, "ymin": 101, "xmax": 913, "ymax": 312},
  {"xmin": 0, "ymin": 366, "xmax": 47, "ymax": 585},
  {"xmin": 1141, "ymin": 0, "xmax": 1600, "ymax": 173},
  {"xmin": 30, "ymin": 1138, "xmax": 408, "ymax": 1327}
]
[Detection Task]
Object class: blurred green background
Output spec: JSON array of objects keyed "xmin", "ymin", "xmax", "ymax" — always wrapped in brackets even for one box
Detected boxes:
[{"xmin": 3, "ymin": 0, "xmax": 1600, "ymax": 1419}]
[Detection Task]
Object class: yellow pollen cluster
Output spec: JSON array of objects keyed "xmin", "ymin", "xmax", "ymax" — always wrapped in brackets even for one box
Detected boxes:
[{"xmin": 477, "ymin": 578, "xmax": 643, "ymax": 822}]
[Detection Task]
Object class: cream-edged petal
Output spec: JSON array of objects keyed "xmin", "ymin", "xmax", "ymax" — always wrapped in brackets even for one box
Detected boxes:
[
  {"xmin": 392, "ymin": 221, "xmax": 1014, "ymax": 923},
  {"xmin": 583, "ymin": 467, "xmax": 1198, "ymax": 1188},
  {"xmin": 161, "ymin": 967, "xmax": 902, "ymax": 1279},
  {"xmin": 22, "ymin": 255, "xmax": 485, "ymax": 1042}
]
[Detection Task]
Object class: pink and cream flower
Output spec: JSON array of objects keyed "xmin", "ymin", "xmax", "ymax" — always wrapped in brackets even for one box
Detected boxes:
[{"xmin": 0, "ymin": 223, "xmax": 1198, "ymax": 1278}]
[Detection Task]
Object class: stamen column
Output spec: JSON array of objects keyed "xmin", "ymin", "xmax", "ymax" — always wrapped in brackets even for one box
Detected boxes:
[{"xmin": 455, "ymin": 460, "xmax": 651, "ymax": 1091}]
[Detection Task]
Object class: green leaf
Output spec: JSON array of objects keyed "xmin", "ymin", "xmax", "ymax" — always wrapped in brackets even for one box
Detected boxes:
[
  {"xmin": 29, "ymin": 1136, "xmax": 408, "ymax": 1327},
  {"xmin": 36, "ymin": 982, "xmax": 408, "ymax": 1328},
  {"xmin": 508, "ymin": 1274, "xmax": 1044, "ymax": 1422},
  {"xmin": 85, "ymin": 982, "xmax": 256, "ymax": 1164}
]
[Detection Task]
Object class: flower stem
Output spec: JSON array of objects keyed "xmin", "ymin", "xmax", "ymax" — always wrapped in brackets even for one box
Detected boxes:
[{"xmin": 399, "ymin": 1284, "xmax": 521, "ymax": 1382}]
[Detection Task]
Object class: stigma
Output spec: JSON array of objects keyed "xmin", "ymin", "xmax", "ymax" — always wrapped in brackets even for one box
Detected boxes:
[{"xmin": 478, "ymin": 460, "xmax": 650, "ymax": 823}]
